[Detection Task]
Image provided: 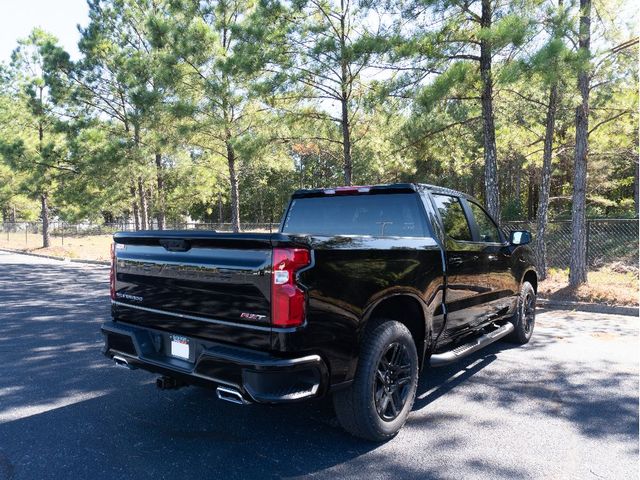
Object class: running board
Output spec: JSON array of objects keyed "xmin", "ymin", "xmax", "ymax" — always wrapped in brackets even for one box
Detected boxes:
[{"xmin": 430, "ymin": 323, "xmax": 514, "ymax": 367}]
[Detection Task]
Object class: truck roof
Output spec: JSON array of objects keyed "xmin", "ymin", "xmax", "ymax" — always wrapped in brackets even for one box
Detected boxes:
[{"xmin": 291, "ymin": 183, "xmax": 476, "ymax": 202}]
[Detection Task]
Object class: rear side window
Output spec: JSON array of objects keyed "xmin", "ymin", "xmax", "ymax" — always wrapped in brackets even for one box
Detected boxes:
[
  {"xmin": 432, "ymin": 194, "xmax": 472, "ymax": 241},
  {"xmin": 281, "ymin": 193, "xmax": 430, "ymax": 237}
]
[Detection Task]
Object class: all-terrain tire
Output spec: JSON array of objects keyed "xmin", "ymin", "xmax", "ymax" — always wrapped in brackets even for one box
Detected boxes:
[{"xmin": 333, "ymin": 320, "xmax": 419, "ymax": 441}]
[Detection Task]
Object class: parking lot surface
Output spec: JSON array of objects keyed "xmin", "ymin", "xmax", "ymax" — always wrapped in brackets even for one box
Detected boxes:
[{"xmin": 0, "ymin": 251, "xmax": 638, "ymax": 479}]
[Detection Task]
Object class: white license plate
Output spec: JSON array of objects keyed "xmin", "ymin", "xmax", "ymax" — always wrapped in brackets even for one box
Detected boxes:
[{"xmin": 170, "ymin": 335, "xmax": 190, "ymax": 359}]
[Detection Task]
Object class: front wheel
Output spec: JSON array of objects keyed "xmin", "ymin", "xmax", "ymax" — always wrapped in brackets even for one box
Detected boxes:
[
  {"xmin": 333, "ymin": 320, "xmax": 419, "ymax": 441},
  {"xmin": 507, "ymin": 281, "xmax": 536, "ymax": 344}
]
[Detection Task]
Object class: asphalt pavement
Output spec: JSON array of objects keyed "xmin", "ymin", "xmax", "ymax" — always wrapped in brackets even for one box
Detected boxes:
[{"xmin": 0, "ymin": 251, "xmax": 638, "ymax": 480}]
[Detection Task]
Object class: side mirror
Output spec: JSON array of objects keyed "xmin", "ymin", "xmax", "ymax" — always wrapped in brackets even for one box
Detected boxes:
[{"xmin": 510, "ymin": 230, "xmax": 531, "ymax": 245}]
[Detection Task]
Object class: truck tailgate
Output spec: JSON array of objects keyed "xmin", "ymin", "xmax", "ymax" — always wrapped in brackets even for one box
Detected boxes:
[{"xmin": 111, "ymin": 231, "xmax": 274, "ymax": 348}]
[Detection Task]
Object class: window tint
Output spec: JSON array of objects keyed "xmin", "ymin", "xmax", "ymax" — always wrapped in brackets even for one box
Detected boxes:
[
  {"xmin": 432, "ymin": 195, "xmax": 472, "ymax": 241},
  {"xmin": 281, "ymin": 193, "xmax": 430, "ymax": 237},
  {"xmin": 469, "ymin": 202, "xmax": 501, "ymax": 243}
]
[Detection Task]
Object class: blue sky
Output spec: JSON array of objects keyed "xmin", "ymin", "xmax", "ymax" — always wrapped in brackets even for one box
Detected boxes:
[{"xmin": 0, "ymin": 0, "xmax": 88, "ymax": 62}]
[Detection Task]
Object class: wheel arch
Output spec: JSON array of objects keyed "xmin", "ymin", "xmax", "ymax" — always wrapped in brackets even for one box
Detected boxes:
[
  {"xmin": 522, "ymin": 268, "xmax": 538, "ymax": 293},
  {"xmin": 361, "ymin": 293, "xmax": 431, "ymax": 370}
]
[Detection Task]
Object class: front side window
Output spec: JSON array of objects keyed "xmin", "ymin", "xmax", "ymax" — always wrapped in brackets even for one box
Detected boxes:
[
  {"xmin": 432, "ymin": 194, "xmax": 472, "ymax": 241},
  {"xmin": 469, "ymin": 202, "xmax": 501, "ymax": 243}
]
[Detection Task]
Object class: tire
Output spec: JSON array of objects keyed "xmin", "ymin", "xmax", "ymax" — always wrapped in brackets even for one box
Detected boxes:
[
  {"xmin": 506, "ymin": 281, "xmax": 536, "ymax": 344},
  {"xmin": 333, "ymin": 320, "xmax": 419, "ymax": 442}
]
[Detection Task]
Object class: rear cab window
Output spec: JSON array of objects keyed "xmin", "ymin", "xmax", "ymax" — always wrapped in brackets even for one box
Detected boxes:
[{"xmin": 281, "ymin": 193, "xmax": 431, "ymax": 237}]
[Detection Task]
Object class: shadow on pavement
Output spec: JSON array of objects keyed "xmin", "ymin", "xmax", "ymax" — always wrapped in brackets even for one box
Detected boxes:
[{"xmin": 0, "ymin": 259, "xmax": 638, "ymax": 479}]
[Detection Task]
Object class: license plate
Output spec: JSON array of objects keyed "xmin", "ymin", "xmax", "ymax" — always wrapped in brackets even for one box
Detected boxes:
[{"xmin": 170, "ymin": 335, "xmax": 190, "ymax": 359}]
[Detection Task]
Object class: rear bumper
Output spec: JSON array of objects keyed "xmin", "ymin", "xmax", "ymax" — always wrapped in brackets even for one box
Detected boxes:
[{"xmin": 101, "ymin": 321, "xmax": 328, "ymax": 404}]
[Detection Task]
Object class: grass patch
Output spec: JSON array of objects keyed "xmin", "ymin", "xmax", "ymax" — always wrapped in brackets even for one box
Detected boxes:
[{"xmin": 540, "ymin": 265, "xmax": 639, "ymax": 307}]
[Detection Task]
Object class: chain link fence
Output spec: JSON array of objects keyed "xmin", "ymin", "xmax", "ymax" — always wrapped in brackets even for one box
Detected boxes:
[
  {"xmin": 0, "ymin": 221, "xmax": 279, "ymax": 260},
  {"xmin": 1, "ymin": 218, "xmax": 638, "ymax": 271},
  {"xmin": 0, "ymin": 221, "xmax": 279, "ymax": 239},
  {"xmin": 502, "ymin": 219, "xmax": 639, "ymax": 271}
]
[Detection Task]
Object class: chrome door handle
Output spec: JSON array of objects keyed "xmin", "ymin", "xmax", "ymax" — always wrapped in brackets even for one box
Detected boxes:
[{"xmin": 449, "ymin": 256, "xmax": 463, "ymax": 266}]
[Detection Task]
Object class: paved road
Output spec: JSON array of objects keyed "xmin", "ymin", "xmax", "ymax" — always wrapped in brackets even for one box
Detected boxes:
[{"xmin": 0, "ymin": 251, "xmax": 637, "ymax": 480}]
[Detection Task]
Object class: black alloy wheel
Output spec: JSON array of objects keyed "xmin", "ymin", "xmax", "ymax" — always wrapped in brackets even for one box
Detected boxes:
[{"xmin": 374, "ymin": 342, "xmax": 413, "ymax": 421}]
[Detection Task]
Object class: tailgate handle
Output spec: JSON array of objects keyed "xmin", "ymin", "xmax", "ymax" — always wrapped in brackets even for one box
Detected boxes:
[{"xmin": 160, "ymin": 239, "xmax": 191, "ymax": 252}]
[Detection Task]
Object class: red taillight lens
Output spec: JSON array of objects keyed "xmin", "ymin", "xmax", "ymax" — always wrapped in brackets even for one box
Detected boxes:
[
  {"xmin": 271, "ymin": 248, "xmax": 310, "ymax": 327},
  {"xmin": 109, "ymin": 243, "xmax": 116, "ymax": 300}
]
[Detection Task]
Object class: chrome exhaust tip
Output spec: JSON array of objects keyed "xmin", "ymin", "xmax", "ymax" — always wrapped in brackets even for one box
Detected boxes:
[
  {"xmin": 216, "ymin": 386, "xmax": 249, "ymax": 405},
  {"xmin": 112, "ymin": 355, "xmax": 131, "ymax": 369}
]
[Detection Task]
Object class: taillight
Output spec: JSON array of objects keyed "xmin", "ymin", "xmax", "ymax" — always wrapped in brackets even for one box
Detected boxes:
[
  {"xmin": 109, "ymin": 242, "xmax": 116, "ymax": 300},
  {"xmin": 271, "ymin": 248, "xmax": 310, "ymax": 327}
]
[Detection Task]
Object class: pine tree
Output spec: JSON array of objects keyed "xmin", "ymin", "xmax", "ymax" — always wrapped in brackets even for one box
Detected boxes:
[
  {"xmin": 534, "ymin": 0, "xmax": 572, "ymax": 280},
  {"xmin": 270, "ymin": 0, "xmax": 383, "ymax": 185},
  {"xmin": 568, "ymin": 0, "xmax": 592, "ymax": 287},
  {"xmin": 151, "ymin": 0, "xmax": 282, "ymax": 231},
  {"xmin": 391, "ymin": 0, "xmax": 537, "ymax": 220},
  {"xmin": 0, "ymin": 29, "xmax": 76, "ymax": 247}
]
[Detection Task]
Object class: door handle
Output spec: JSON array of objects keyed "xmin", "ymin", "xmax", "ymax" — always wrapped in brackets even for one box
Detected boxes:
[{"xmin": 449, "ymin": 256, "xmax": 463, "ymax": 266}]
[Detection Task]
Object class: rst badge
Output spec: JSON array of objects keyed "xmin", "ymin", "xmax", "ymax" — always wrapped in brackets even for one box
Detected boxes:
[{"xmin": 240, "ymin": 312, "xmax": 266, "ymax": 321}]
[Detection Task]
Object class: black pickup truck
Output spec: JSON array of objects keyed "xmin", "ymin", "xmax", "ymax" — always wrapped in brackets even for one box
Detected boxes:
[{"xmin": 102, "ymin": 183, "xmax": 537, "ymax": 441}]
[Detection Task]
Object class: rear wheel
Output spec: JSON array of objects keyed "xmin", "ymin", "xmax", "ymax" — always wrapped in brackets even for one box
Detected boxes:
[
  {"xmin": 333, "ymin": 320, "xmax": 419, "ymax": 441},
  {"xmin": 507, "ymin": 281, "xmax": 536, "ymax": 344}
]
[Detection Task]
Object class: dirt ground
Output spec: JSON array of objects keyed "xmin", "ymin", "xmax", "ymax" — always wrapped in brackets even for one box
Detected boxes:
[
  {"xmin": 0, "ymin": 232, "xmax": 114, "ymax": 261},
  {"xmin": 538, "ymin": 266, "xmax": 638, "ymax": 306}
]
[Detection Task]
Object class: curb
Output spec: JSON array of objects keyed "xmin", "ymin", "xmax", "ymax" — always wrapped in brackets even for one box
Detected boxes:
[
  {"xmin": 0, "ymin": 247, "xmax": 110, "ymax": 266},
  {"xmin": 537, "ymin": 298, "xmax": 638, "ymax": 317}
]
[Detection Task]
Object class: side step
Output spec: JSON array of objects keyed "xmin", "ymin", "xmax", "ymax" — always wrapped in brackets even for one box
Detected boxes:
[{"xmin": 430, "ymin": 322, "xmax": 515, "ymax": 367}]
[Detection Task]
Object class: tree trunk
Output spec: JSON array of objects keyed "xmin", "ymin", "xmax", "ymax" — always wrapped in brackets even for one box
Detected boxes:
[
  {"xmin": 515, "ymin": 156, "xmax": 522, "ymax": 210},
  {"xmin": 37, "ymin": 86, "xmax": 50, "ymax": 248},
  {"xmin": 146, "ymin": 186, "xmax": 153, "ymax": 227},
  {"xmin": 138, "ymin": 177, "xmax": 148, "ymax": 230},
  {"xmin": 226, "ymin": 139, "xmax": 241, "ymax": 233},
  {"xmin": 340, "ymin": 96, "xmax": 353, "ymax": 186},
  {"xmin": 339, "ymin": 0, "xmax": 353, "ymax": 186},
  {"xmin": 130, "ymin": 181, "xmax": 140, "ymax": 230},
  {"xmin": 480, "ymin": 0, "xmax": 501, "ymax": 221},
  {"xmin": 155, "ymin": 153, "xmax": 165, "ymax": 230},
  {"xmin": 569, "ymin": 0, "xmax": 591, "ymax": 287},
  {"xmin": 41, "ymin": 192, "xmax": 50, "ymax": 248},
  {"xmin": 535, "ymin": 83, "xmax": 559, "ymax": 280},
  {"xmin": 218, "ymin": 191, "xmax": 224, "ymax": 225},
  {"xmin": 633, "ymin": 157, "xmax": 639, "ymax": 216},
  {"xmin": 259, "ymin": 196, "xmax": 264, "ymax": 224}
]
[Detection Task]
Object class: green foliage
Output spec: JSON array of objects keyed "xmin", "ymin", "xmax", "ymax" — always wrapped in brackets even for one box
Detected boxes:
[
  {"xmin": 0, "ymin": 0, "xmax": 637, "ymax": 228},
  {"xmin": 416, "ymin": 62, "xmax": 476, "ymax": 113}
]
